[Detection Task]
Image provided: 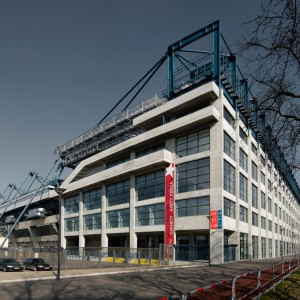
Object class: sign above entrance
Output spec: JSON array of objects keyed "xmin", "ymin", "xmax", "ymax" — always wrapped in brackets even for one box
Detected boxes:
[{"xmin": 210, "ymin": 210, "xmax": 222, "ymax": 229}]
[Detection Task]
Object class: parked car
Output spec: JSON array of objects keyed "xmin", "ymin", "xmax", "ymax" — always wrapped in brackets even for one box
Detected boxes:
[
  {"xmin": 0, "ymin": 258, "xmax": 24, "ymax": 272},
  {"xmin": 23, "ymin": 258, "xmax": 52, "ymax": 271}
]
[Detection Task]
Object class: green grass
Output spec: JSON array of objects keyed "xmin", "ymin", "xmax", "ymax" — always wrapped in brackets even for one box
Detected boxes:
[{"xmin": 261, "ymin": 267, "xmax": 300, "ymax": 300}]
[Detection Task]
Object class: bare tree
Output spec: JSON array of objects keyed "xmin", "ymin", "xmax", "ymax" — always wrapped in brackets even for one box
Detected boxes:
[{"xmin": 241, "ymin": 0, "xmax": 300, "ymax": 171}]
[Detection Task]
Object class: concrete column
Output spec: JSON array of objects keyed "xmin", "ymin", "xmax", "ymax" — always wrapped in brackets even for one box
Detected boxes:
[
  {"xmin": 78, "ymin": 192, "xmax": 85, "ymax": 248},
  {"xmin": 61, "ymin": 197, "xmax": 66, "ymax": 248},
  {"xmin": 28, "ymin": 227, "xmax": 39, "ymax": 248},
  {"xmin": 101, "ymin": 184, "xmax": 108, "ymax": 248},
  {"xmin": 129, "ymin": 174, "xmax": 137, "ymax": 249}
]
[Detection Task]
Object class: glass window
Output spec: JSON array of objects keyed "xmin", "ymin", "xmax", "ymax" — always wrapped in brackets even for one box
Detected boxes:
[
  {"xmin": 176, "ymin": 196, "xmax": 210, "ymax": 217},
  {"xmin": 136, "ymin": 204, "xmax": 164, "ymax": 226},
  {"xmin": 224, "ymin": 107, "xmax": 235, "ymax": 127},
  {"xmin": 261, "ymin": 216, "xmax": 266, "ymax": 229},
  {"xmin": 268, "ymin": 220, "xmax": 272, "ymax": 231},
  {"xmin": 224, "ymin": 198, "xmax": 235, "ymax": 218},
  {"xmin": 251, "ymin": 161, "xmax": 258, "ymax": 181},
  {"xmin": 177, "ymin": 158, "xmax": 210, "ymax": 193},
  {"xmin": 240, "ymin": 205, "xmax": 248, "ymax": 223},
  {"xmin": 107, "ymin": 179, "xmax": 130, "ymax": 206},
  {"xmin": 65, "ymin": 195, "xmax": 79, "ymax": 215},
  {"xmin": 274, "ymin": 203, "xmax": 278, "ymax": 217},
  {"xmin": 106, "ymin": 209, "xmax": 130, "ymax": 228},
  {"xmin": 252, "ymin": 184, "xmax": 258, "ymax": 208},
  {"xmin": 240, "ymin": 233, "xmax": 248, "ymax": 260},
  {"xmin": 224, "ymin": 132, "xmax": 235, "ymax": 160},
  {"xmin": 251, "ymin": 142, "xmax": 257, "ymax": 154},
  {"xmin": 83, "ymin": 188, "xmax": 102, "ymax": 211},
  {"xmin": 83, "ymin": 213, "xmax": 101, "ymax": 230},
  {"xmin": 239, "ymin": 173, "xmax": 248, "ymax": 202},
  {"xmin": 136, "ymin": 170, "xmax": 165, "ymax": 201},
  {"xmin": 106, "ymin": 155, "xmax": 130, "ymax": 169},
  {"xmin": 261, "ymin": 192, "xmax": 266, "ymax": 210},
  {"xmin": 261, "ymin": 237, "xmax": 266, "ymax": 258},
  {"xmin": 239, "ymin": 128, "xmax": 247, "ymax": 143},
  {"xmin": 261, "ymin": 172, "xmax": 265, "ymax": 186},
  {"xmin": 252, "ymin": 212, "xmax": 258, "ymax": 227},
  {"xmin": 239, "ymin": 149, "xmax": 248, "ymax": 172},
  {"xmin": 176, "ymin": 129, "xmax": 210, "ymax": 158},
  {"xmin": 224, "ymin": 160, "xmax": 235, "ymax": 195},
  {"xmin": 268, "ymin": 198, "xmax": 272, "ymax": 213},
  {"xmin": 65, "ymin": 217, "xmax": 79, "ymax": 232},
  {"xmin": 252, "ymin": 235, "xmax": 258, "ymax": 259},
  {"xmin": 268, "ymin": 180, "xmax": 271, "ymax": 191},
  {"xmin": 136, "ymin": 143, "xmax": 165, "ymax": 158}
]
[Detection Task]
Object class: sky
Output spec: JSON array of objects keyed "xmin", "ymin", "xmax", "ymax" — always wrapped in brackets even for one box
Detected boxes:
[{"xmin": 0, "ymin": 0, "xmax": 277, "ymax": 193}]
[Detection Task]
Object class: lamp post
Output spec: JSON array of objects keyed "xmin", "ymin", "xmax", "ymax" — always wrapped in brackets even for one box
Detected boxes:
[{"xmin": 50, "ymin": 187, "xmax": 66, "ymax": 280}]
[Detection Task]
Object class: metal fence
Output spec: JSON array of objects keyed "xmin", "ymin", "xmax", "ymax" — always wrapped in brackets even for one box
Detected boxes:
[
  {"xmin": 159, "ymin": 256, "xmax": 300, "ymax": 300},
  {"xmin": 0, "ymin": 246, "xmax": 161, "ymax": 270}
]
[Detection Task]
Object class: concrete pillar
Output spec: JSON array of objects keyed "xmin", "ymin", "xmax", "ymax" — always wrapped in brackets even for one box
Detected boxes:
[
  {"xmin": 101, "ymin": 184, "xmax": 108, "ymax": 248},
  {"xmin": 78, "ymin": 192, "xmax": 85, "ymax": 248},
  {"xmin": 61, "ymin": 197, "xmax": 66, "ymax": 248},
  {"xmin": 28, "ymin": 227, "xmax": 39, "ymax": 248},
  {"xmin": 129, "ymin": 174, "xmax": 137, "ymax": 249}
]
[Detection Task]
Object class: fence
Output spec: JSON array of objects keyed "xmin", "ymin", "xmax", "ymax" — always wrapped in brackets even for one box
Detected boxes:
[
  {"xmin": 0, "ymin": 246, "xmax": 161, "ymax": 270},
  {"xmin": 159, "ymin": 256, "xmax": 300, "ymax": 300}
]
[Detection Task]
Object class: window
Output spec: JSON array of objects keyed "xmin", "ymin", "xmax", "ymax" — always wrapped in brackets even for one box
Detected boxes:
[
  {"xmin": 268, "ymin": 238, "xmax": 272, "ymax": 257},
  {"xmin": 275, "ymin": 223, "xmax": 278, "ymax": 233},
  {"xmin": 261, "ymin": 192, "xmax": 266, "ymax": 210},
  {"xmin": 106, "ymin": 155, "xmax": 130, "ymax": 169},
  {"xmin": 136, "ymin": 143, "xmax": 164, "ymax": 158},
  {"xmin": 224, "ymin": 160, "xmax": 235, "ymax": 194},
  {"xmin": 136, "ymin": 170, "xmax": 164, "ymax": 201},
  {"xmin": 252, "ymin": 184, "xmax": 258, "ymax": 208},
  {"xmin": 240, "ymin": 233, "xmax": 248, "ymax": 260},
  {"xmin": 261, "ymin": 216, "xmax": 266, "ymax": 229},
  {"xmin": 252, "ymin": 212, "xmax": 258, "ymax": 226},
  {"xmin": 239, "ymin": 173, "xmax": 248, "ymax": 202},
  {"xmin": 268, "ymin": 220, "xmax": 272, "ymax": 231},
  {"xmin": 261, "ymin": 172, "xmax": 265, "ymax": 186},
  {"xmin": 261, "ymin": 237, "xmax": 266, "ymax": 258},
  {"xmin": 224, "ymin": 132, "xmax": 235, "ymax": 160},
  {"xmin": 251, "ymin": 162, "xmax": 258, "ymax": 181},
  {"xmin": 274, "ymin": 203, "xmax": 278, "ymax": 217},
  {"xmin": 65, "ymin": 217, "xmax": 79, "ymax": 232},
  {"xmin": 83, "ymin": 189, "xmax": 102, "ymax": 211},
  {"xmin": 240, "ymin": 206, "xmax": 248, "ymax": 223},
  {"xmin": 239, "ymin": 128, "xmax": 247, "ymax": 143},
  {"xmin": 106, "ymin": 209, "xmax": 130, "ymax": 228},
  {"xmin": 224, "ymin": 107, "xmax": 235, "ymax": 127},
  {"xmin": 279, "ymin": 207, "xmax": 282, "ymax": 220},
  {"xmin": 268, "ymin": 198, "xmax": 272, "ymax": 213},
  {"xmin": 83, "ymin": 213, "xmax": 101, "ymax": 230},
  {"xmin": 239, "ymin": 149, "xmax": 248, "ymax": 172},
  {"xmin": 65, "ymin": 195, "xmax": 79, "ymax": 215},
  {"xmin": 176, "ymin": 129, "xmax": 210, "ymax": 158},
  {"xmin": 177, "ymin": 158, "xmax": 210, "ymax": 193},
  {"xmin": 252, "ymin": 235, "xmax": 258, "ymax": 259},
  {"xmin": 107, "ymin": 179, "xmax": 130, "ymax": 206},
  {"xmin": 251, "ymin": 142, "xmax": 257, "ymax": 154},
  {"xmin": 136, "ymin": 204, "xmax": 164, "ymax": 226},
  {"xmin": 224, "ymin": 198, "xmax": 235, "ymax": 218},
  {"xmin": 176, "ymin": 196, "xmax": 210, "ymax": 217}
]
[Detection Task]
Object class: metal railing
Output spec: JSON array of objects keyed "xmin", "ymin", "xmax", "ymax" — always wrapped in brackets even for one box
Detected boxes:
[{"xmin": 160, "ymin": 256, "xmax": 300, "ymax": 300}]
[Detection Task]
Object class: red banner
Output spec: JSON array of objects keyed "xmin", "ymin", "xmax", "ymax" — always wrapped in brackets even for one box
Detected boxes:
[
  {"xmin": 165, "ymin": 163, "xmax": 175, "ymax": 248},
  {"xmin": 210, "ymin": 210, "xmax": 218, "ymax": 229}
]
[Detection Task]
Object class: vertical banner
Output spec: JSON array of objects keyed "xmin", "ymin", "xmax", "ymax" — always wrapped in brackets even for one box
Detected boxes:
[
  {"xmin": 165, "ymin": 163, "xmax": 175, "ymax": 259},
  {"xmin": 210, "ymin": 210, "xmax": 222, "ymax": 229}
]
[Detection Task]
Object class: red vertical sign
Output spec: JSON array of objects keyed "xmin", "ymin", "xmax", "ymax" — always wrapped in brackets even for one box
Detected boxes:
[{"xmin": 165, "ymin": 163, "xmax": 175, "ymax": 248}]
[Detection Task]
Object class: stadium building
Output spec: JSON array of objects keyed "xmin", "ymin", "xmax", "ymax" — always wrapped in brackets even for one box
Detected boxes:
[{"xmin": 1, "ymin": 21, "xmax": 300, "ymax": 264}]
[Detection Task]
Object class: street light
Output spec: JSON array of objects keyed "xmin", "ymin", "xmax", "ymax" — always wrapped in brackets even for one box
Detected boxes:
[{"xmin": 49, "ymin": 186, "xmax": 66, "ymax": 280}]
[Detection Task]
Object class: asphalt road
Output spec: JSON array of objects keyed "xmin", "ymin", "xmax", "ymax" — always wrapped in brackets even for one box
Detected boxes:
[{"xmin": 0, "ymin": 257, "xmax": 295, "ymax": 300}]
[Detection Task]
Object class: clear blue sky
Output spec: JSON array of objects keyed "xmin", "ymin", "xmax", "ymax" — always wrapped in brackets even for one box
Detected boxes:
[{"xmin": 0, "ymin": 0, "xmax": 272, "ymax": 192}]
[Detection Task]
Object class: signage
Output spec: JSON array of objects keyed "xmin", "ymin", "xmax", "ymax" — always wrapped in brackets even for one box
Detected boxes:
[
  {"xmin": 210, "ymin": 210, "xmax": 222, "ymax": 229},
  {"xmin": 165, "ymin": 163, "xmax": 175, "ymax": 249}
]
